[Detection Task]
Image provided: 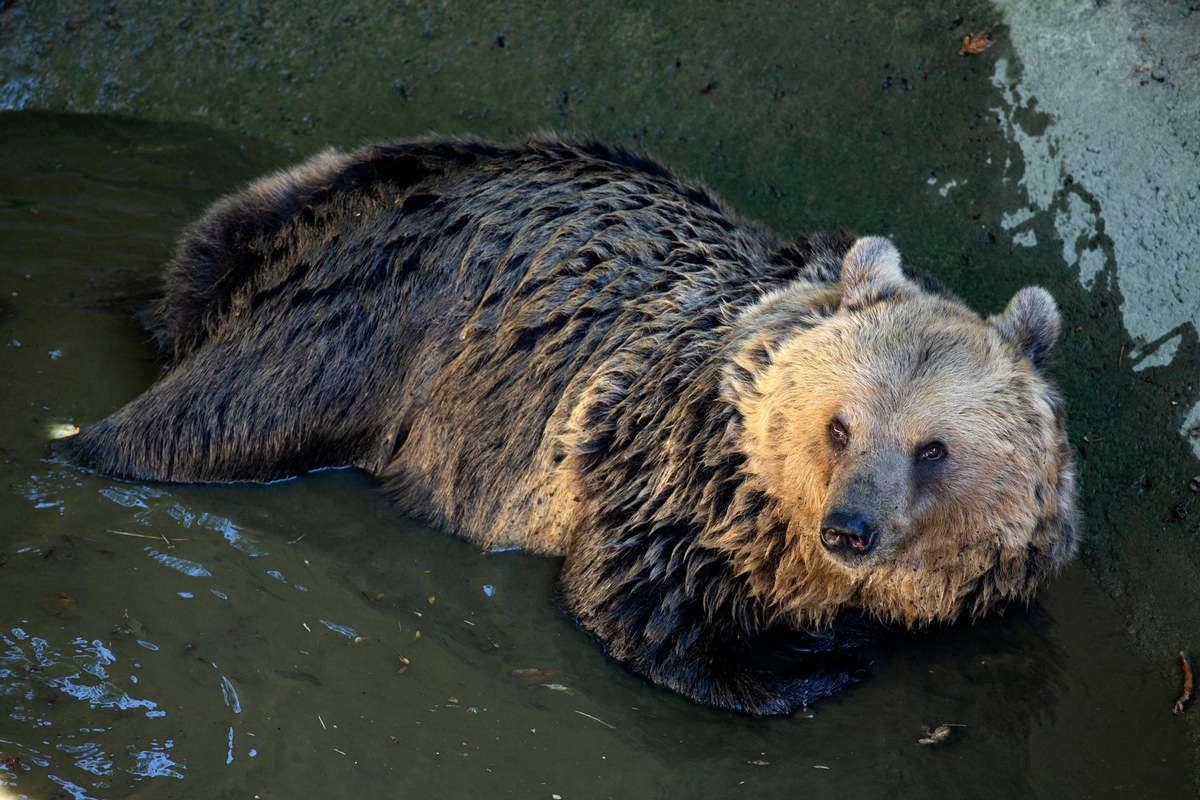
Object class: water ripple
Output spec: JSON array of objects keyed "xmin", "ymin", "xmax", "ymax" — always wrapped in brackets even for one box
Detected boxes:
[{"xmin": 143, "ymin": 546, "xmax": 211, "ymax": 578}]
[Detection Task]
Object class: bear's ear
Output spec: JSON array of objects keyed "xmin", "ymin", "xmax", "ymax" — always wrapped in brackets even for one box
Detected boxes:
[
  {"xmin": 839, "ymin": 237, "xmax": 911, "ymax": 310},
  {"xmin": 989, "ymin": 287, "xmax": 1061, "ymax": 370}
]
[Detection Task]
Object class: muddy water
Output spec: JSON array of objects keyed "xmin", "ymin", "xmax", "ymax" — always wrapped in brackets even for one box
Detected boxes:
[{"xmin": 0, "ymin": 112, "xmax": 1191, "ymax": 799}]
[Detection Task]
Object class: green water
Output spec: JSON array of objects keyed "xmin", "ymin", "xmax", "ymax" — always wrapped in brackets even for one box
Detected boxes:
[{"xmin": 0, "ymin": 112, "xmax": 1191, "ymax": 799}]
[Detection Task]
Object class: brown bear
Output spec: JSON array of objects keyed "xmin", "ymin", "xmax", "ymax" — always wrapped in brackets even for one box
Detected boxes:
[{"xmin": 62, "ymin": 136, "xmax": 1078, "ymax": 714}]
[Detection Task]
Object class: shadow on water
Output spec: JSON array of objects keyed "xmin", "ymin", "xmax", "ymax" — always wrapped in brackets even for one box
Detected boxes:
[{"xmin": 0, "ymin": 113, "xmax": 1192, "ymax": 799}]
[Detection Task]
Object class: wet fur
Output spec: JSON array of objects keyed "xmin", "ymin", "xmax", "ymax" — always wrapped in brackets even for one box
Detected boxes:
[{"xmin": 64, "ymin": 136, "xmax": 1078, "ymax": 714}]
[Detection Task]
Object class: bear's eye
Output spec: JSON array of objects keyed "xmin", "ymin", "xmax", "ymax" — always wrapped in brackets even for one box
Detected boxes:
[
  {"xmin": 917, "ymin": 441, "xmax": 947, "ymax": 462},
  {"xmin": 829, "ymin": 417, "xmax": 849, "ymax": 449}
]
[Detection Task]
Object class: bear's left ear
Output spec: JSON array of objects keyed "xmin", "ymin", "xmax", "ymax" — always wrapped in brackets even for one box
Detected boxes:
[
  {"xmin": 989, "ymin": 287, "xmax": 1061, "ymax": 370},
  {"xmin": 839, "ymin": 237, "xmax": 912, "ymax": 310}
]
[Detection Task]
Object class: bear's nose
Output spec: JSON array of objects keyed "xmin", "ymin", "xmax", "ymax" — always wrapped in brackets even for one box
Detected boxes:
[{"xmin": 819, "ymin": 511, "xmax": 877, "ymax": 557}]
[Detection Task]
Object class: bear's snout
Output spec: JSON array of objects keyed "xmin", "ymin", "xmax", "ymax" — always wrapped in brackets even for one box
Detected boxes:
[{"xmin": 820, "ymin": 509, "xmax": 877, "ymax": 558}]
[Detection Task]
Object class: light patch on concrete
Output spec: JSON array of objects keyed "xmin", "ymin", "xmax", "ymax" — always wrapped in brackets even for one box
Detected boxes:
[
  {"xmin": 992, "ymin": 1, "xmax": 1200, "ymax": 457},
  {"xmin": 1184, "ymin": 397, "xmax": 1200, "ymax": 456},
  {"xmin": 937, "ymin": 179, "xmax": 960, "ymax": 197},
  {"xmin": 1001, "ymin": 206, "xmax": 1035, "ymax": 230},
  {"xmin": 1001, "ymin": 206, "xmax": 1039, "ymax": 248},
  {"xmin": 1131, "ymin": 333, "xmax": 1181, "ymax": 374},
  {"xmin": 1055, "ymin": 193, "xmax": 1106, "ymax": 290}
]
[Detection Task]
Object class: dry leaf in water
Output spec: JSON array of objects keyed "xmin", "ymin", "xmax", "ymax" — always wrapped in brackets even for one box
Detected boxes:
[
  {"xmin": 959, "ymin": 31, "xmax": 994, "ymax": 56},
  {"xmin": 1174, "ymin": 651, "xmax": 1193, "ymax": 714},
  {"xmin": 918, "ymin": 725, "xmax": 953, "ymax": 746},
  {"xmin": 48, "ymin": 591, "xmax": 77, "ymax": 613},
  {"xmin": 510, "ymin": 667, "xmax": 553, "ymax": 681}
]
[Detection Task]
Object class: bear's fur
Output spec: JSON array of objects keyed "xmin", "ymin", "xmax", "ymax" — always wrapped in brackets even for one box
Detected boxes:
[{"xmin": 64, "ymin": 136, "xmax": 1078, "ymax": 714}]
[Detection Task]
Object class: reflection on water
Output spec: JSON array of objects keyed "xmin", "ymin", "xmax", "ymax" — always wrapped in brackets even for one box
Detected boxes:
[
  {"xmin": 1, "ymin": 473, "xmax": 277, "ymax": 795},
  {"xmin": 1, "ymin": 633, "xmax": 160, "ymax": 717},
  {"xmin": 0, "ymin": 112, "xmax": 1193, "ymax": 799},
  {"xmin": 0, "ymin": 629, "xmax": 182, "ymax": 791}
]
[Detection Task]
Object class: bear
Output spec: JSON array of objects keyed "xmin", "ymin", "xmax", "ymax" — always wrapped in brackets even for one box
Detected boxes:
[{"xmin": 62, "ymin": 136, "xmax": 1079, "ymax": 715}]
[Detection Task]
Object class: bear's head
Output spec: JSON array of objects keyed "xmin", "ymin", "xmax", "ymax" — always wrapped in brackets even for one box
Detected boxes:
[{"xmin": 720, "ymin": 237, "xmax": 1078, "ymax": 628}]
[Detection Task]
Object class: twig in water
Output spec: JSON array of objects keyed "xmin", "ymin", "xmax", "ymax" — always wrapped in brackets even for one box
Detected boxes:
[
  {"xmin": 574, "ymin": 710, "xmax": 615, "ymax": 730},
  {"xmin": 108, "ymin": 529, "xmax": 190, "ymax": 542}
]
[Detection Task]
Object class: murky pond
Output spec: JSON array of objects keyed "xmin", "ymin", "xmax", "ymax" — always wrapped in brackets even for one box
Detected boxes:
[{"xmin": 0, "ymin": 112, "xmax": 1192, "ymax": 799}]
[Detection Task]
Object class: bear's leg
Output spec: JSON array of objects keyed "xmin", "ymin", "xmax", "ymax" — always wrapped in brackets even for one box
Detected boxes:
[
  {"xmin": 626, "ymin": 622, "xmax": 868, "ymax": 715},
  {"xmin": 557, "ymin": 542, "xmax": 868, "ymax": 714},
  {"xmin": 61, "ymin": 325, "xmax": 392, "ymax": 484}
]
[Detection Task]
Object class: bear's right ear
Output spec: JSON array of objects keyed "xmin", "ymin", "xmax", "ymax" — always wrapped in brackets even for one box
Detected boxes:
[
  {"xmin": 839, "ymin": 237, "xmax": 912, "ymax": 310},
  {"xmin": 989, "ymin": 287, "xmax": 1061, "ymax": 370}
]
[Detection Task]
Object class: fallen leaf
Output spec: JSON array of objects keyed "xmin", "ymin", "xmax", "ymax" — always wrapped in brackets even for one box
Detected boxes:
[
  {"xmin": 1174, "ymin": 651, "xmax": 1193, "ymax": 714},
  {"xmin": 509, "ymin": 668, "xmax": 554, "ymax": 684},
  {"xmin": 918, "ymin": 724, "xmax": 954, "ymax": 746},
  {"xmin": 959, "ymin": 31, "xmax": 994, "ymax": 56}
]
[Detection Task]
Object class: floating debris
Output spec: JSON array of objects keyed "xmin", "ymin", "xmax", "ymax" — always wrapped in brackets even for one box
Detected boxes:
[
  {"xmin": 574, "ymin": 710, "xmax": 615, "ymax": 730},
  {"xmin": 47, "ymin": 591, "xmax": 76, "ymax": 613},
  {"xmin": 959, "ymin": 31, "xmax": 993, "ymax": 56},
  {"xmin": 918, "ymin": 723, "xmax": 964, "ymax": 746},
  {"xmin": 1174, "ymin": 651, "xmax": 1193, "ymax": 714},
  {"xmin": 46, "ymin": 422, "xmax": 80, "ymax": 439},
  {"xmin": 113, "ymin": 608, "xmax": 146, "ymax": 638},
  {"xmin": 509, "ymin": 668, "xmax": 554, "ymax": 684},
  {"xmin": 109, "ymin": 529, "xmax": 190, "ymax": 542}
]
